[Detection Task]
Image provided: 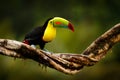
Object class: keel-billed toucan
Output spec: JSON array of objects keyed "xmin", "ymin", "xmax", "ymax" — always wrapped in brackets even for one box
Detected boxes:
[{"xmin": 23, "ymin": 17, "xmax": 74, "ymax": 49}]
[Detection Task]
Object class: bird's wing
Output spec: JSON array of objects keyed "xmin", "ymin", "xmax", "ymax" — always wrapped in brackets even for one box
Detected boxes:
[{"xmin": 25, "ymin": 26, "xmax": 44, "ymax": 40}]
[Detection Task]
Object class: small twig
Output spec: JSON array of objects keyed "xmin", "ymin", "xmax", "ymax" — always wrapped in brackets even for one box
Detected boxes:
[{"xmin": 0, "ymin": 23, "xmax": 120, "ymax": 74}]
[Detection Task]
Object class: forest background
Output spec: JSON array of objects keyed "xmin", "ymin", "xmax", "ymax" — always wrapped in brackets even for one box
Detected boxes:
[{"xmin": 0, "ymin": 0, "xmax": 120, "ymax": 80}]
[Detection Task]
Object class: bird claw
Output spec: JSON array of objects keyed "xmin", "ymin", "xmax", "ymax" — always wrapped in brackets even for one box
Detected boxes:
[
  {"xmin": 30, "ymin": 45, "xmax": 52, "ymax": 54},
  {"xmin": 42, "ymin": 49, "xmax": 52, "ymax": 54},
  {"xmin": 31, "ymin": 45, "xmax": 36, "ymax": 49}
]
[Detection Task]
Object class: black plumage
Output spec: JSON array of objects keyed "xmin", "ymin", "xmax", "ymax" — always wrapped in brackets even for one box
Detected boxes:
[{"xmin": 24, "ymin": 18, "xmax": 52, "ymax": 49}]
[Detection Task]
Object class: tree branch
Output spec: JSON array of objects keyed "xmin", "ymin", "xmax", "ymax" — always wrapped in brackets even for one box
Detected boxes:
[{"xmin": 0, "ymin": 23, "xmax": 120, "ymax": 75}]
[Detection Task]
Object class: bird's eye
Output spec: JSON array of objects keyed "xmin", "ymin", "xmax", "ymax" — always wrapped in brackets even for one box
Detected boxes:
[{"xmin": 50, "ymin": 21, "xmax": 53, "ymax": 24}]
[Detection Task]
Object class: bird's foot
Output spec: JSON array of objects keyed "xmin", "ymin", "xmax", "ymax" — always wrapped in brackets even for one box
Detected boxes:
[
  {"xmin": 31, "ymin": 45, "xmax": 36, "ymax": 49},
  {"xmin": 42, "ymin": 49, "xmax": 52, "ymax": 54}
]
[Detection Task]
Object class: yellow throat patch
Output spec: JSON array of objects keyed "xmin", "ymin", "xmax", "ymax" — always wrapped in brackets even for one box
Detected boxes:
[{"xmin": 42, "ymin": 23, "xmax": 56, "ymax": 42}]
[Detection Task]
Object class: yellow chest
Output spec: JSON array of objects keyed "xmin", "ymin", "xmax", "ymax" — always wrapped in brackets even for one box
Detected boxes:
[{"xmin": 42, "ymin": 24, "xmax": 56, "ymax": 42}]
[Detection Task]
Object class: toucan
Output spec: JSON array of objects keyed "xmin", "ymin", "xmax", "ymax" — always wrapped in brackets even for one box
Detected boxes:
[{"xmin": 23, "ymin": 17, "xmax": 74, "ymax": 50}]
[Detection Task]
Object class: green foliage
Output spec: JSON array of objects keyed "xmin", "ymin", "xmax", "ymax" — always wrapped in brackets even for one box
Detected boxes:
[{"xmin": 0, "ymin": 0, "xmax": 120, "ymax": 80}]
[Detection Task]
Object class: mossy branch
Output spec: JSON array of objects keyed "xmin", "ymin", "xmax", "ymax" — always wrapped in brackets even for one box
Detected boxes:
[{"xmin": 0, "ymin": 23, "xmax": 120, "ymax": 74}]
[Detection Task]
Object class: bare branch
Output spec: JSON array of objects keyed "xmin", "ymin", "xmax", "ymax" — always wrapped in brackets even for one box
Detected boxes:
[{"xmin": 0, "ymin": 23, "xmax": 120, "ymax": 75}]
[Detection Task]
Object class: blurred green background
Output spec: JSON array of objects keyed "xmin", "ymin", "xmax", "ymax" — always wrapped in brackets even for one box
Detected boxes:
[{"xmin": 0, "ymin": 0, "xmax": 120, "ymax": 80}]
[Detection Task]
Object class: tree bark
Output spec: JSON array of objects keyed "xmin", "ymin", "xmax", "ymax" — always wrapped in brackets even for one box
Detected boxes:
[{"xmin": 0, "ymin": 23, "xmax": 120, "ymax": 75}]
